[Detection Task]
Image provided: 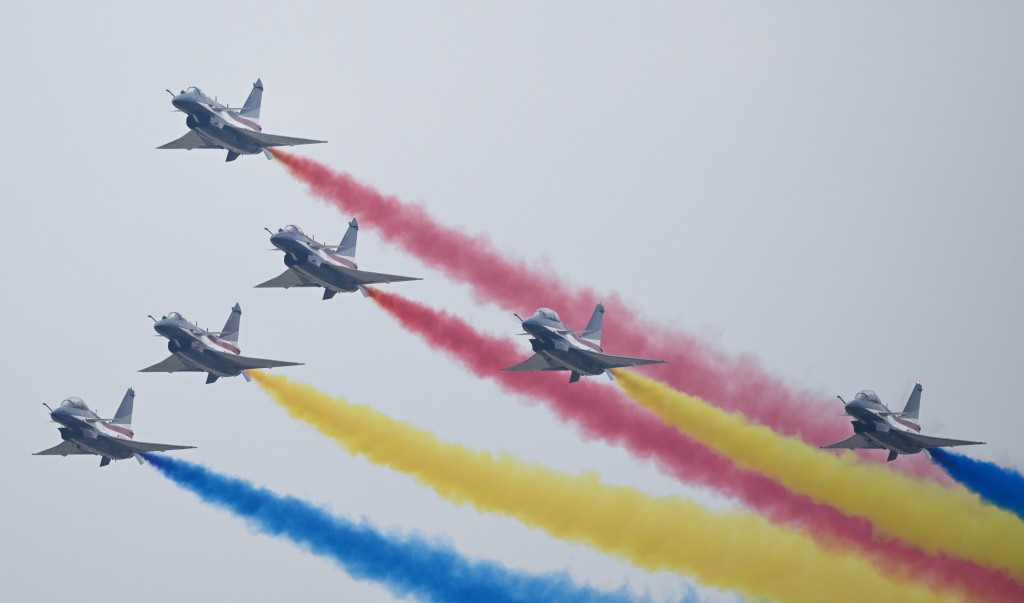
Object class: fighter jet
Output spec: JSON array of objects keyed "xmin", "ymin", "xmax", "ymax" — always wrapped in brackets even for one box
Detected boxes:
[
  {"xmin": 257, "ymin": 219, "xmax": 421, "ymax": 299},
  {"xmin": 159, "ymin": 79, "xmax": 325, "ymax": 162},
  {"xmin": 502, "ymin": 305, "xmax": 665, "ymax": 383},
  {"xmin": 141, "ymin": 303, "xmax": 302, "ymax": 384},
  {"xmin": 822, "ymin": 383, "xmax": 984, "ymax": 461},
  {"xmin": 34, "ymin": 388, "xmax": 193, "ymax": 467}
]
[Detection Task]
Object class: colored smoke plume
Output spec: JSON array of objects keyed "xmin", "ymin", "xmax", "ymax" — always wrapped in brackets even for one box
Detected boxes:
[
  {"xmin": 249, "ymin": 370, "xmax": 958, "ymax": 603},
  {"xmin": 611, "ymin": 370, "xmax": 1024, "ymax": 581},
  {"xmin": 366, "ymin": 288, "xmax": 1023, "ymax": 602},
  {"xmin": 929, "ymin": 449, "xmax": 1024, "ymax": 522},
  {"xmin": 140, "ymin": 453, "xmax": 648, "ymax": 603},
  {"xmin": 269, "ymin": 149, "xmax": 944, "ymax": 481}
]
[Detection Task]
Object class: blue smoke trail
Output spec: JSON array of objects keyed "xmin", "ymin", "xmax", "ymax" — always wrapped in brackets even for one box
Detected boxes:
[
  {"xmin": 140, "ymin": 453, "xmax": 665, "ymax": 603},
  {"xmin": 928, "ymin": 448, "xmax": 1024, "ymax": 521}
]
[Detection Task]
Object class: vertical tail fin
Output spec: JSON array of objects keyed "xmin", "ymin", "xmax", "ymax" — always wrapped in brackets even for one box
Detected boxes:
[
  {"xmin": 581, "ymin": 303, "xmax": 605, "ymax": 348},
  {"xmin": 240, "ymin": 78, "xmax": 263, "ymax": 121},
  {"xmin": 338, "ymin": 218, "xmax": 358, "ymax": 257},
  {"xmin": 902, "ymin": 382, "xmax": 923, "ymax": 422},
  {"xmin": 221, "ymin": 303, "xmax": 242, "ymax": 344},
  {"xmin": 112, "ymin": 388, "xmax": 134, "ymax": 426}
]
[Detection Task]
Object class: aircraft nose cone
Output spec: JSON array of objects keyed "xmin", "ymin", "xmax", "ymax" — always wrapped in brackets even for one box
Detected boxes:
[
  {"xmin": 171, "ymin": 94, "xmax": 199, "ymax": 112},
  {"xmin": 153, "ymin": 319, "xmax": 177, "ymax": 338},
  {"xmin": 844, "ymin": 400, "xmax": 872, "ymax": 420},
  {"xmin": 521, "ymin": 317, "xmax": 544, "ymax": 336},
  {"xmin": 49, "ymin": 407, "xmax": 68, "ymax": 423},
  {"xmin": 270, "ymin": 232, "xmax": 302, "ymax": 253}
]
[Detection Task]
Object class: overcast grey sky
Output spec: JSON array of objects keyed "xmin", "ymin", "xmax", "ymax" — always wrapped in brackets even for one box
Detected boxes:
[{"xmin": 1, "ymin": 2, "xmax": 1021, "ymax": 602}]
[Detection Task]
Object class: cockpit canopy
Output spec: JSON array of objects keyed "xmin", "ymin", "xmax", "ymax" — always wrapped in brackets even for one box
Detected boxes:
[
  {"xmin": 854, "ymin": 390, "xmax": 881, "ymax": 404},
  {"xmin": 282, "ymin": 225, "xmax": 305, "ymax": 236},
  {"xmin": 535, "ymin": 308, "xmax": 561, "ymax": 323},
  {"xmin": 167, "ymin": 312, "xmax": 183, "ymax": 321},
  {"xmin": 183, "ymin": 86, "xmax": 201, "ymax": 95},
  {"xmin": 60, "ymin": 397, "xmax": 89, "ymax": 410}
]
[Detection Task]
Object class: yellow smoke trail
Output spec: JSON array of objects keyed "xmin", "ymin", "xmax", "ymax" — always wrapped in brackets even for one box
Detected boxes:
[
  {"xmin": 611, "ymin": 369, "xmax": 1024, "ymax": 580},
  {"xmin": 250, "ymin": 371, "xmax": 955, "ymax": 603}
]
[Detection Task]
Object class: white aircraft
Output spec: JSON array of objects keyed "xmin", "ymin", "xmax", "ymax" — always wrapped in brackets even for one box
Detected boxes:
[
  {"xmin": 34, "ymin": 389, "xmax": 193, "ymax": 467},
  {"xmin": 257, "ymin": 219, "xmax": 421, "ymax": 299},
  {"xmin": 141, "ymin": 303, "xmax": 302, "ymax": 384},
  {"xmin": 159, "ymin": 79, "xmax": 325, "ymax": 161},
  {"xmin": 502, "ymin": 304, "xmax": 664, "ymax": 383},
  {"xmin": 822, "ymin": 383, "xmax": 984, "ymax": 461}
]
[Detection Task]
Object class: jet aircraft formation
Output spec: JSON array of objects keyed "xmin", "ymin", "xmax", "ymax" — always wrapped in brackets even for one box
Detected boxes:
[
  {"xmin": 39, "ymin": 79, "xmax": 983, "ymax": 477},
  {"xmin": 36, "ymin": 78, "xmax": 667, "ymax": 466},
  {"xmin": 31, "ymin": 74, "xmax": 995, "ymax": 603}
]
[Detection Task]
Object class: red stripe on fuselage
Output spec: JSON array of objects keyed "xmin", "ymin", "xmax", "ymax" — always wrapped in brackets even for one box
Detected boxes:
[
  {"xmin": 208, "ymin": 337, "xmax": 241, "ymax": 355},
  {"xmin": 231, "ymin": 114, "xmax": 262, "ymax": 132},
  {"xmin": 895, "ymin": 417, "xmax": 922, "ymax": 432},
  {"xmin": 573, "ymin": 335, "xmax": 604, "ymax": 353},
  {"xmin": 103, "ymin": 422, "xmax": 134, "ymax": 438},
  {"xmin": 325, "ymin": 250, "xmax": 357, "ymax": 269}
]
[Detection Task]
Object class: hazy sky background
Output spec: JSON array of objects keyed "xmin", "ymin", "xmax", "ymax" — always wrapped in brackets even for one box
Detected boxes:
[{"xmin": 2, "ymin": 2, "xmax": 1021, "ymax": 601}]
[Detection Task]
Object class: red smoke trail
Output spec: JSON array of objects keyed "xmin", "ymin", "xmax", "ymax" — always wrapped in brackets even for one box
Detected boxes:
[
  {"xmin": 366, "ymin": 288, "xmax": 1023, "ymax": 602},
  {"xmin": 269, "ymin": 149, "xmax": 943, "ymax": 482}
]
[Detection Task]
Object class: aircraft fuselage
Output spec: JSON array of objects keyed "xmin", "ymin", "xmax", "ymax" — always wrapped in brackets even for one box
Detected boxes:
[
  {"xmin": 154, "ymin": 317, "xmax": 243, "ymax": 378},
  {"xmin": 49, "ymin": 406, "xmax": 135, "ymax": 460},
  {"xmin": 172, "ymin": 94, "xmax": 264, "ymax": 156},
  {"xmin": 844, "ymin": 399, "xmax": 926, "ymax": 456},
  {"xmin": 522, "ymin": 315, "xmax": 605, "ymax": 377},
  {"xmin": 273, "ymin": 230, "xmax": 362, "ymax": 293}
]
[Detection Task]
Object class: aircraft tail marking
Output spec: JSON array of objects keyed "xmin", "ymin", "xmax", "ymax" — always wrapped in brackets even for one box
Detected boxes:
[
  {"xmin": 902, "ymin": 382, "xmax": 923, "ymax": 421},
  {"xmin": 112, "ymin": 388, "xmax": 135, "ymax": 427},
  {"xmin": 240, "ymin": 78, "xmax": 263, "ymax": 121},
  {"xmin": 581, "ymin": 303, "xmax": 604, "ymax": 348},
  {"xmin": 221, "ymin": 303, "xmax": 242, "ymax": 344},
  {"xmin": 338, "ymin": 218, "xmax": 358, "ymax": 257}
]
